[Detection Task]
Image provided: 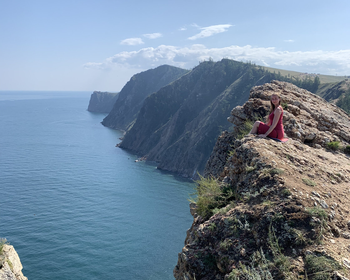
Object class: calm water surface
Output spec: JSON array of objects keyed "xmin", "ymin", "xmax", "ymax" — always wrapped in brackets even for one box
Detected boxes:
[{"xmin": 0, "ymin": 91, "xmax": 195, "ymax": 280}]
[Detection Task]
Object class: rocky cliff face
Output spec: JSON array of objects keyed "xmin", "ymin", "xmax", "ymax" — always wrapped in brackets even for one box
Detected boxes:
[
  {"xmin": 119, "ymin": 60, "xmax": 280, "ymax": 178},
  {"xmin": 87, "ymin": 91, "xmax": 119, "ymax": 113},
  {"xmin": 174, "ymin": 81, "xmax": 350, "ymax": 279},
  {"xmin": 101, "ymin": 65, "xmax": 189, "ymax": 131},
  {"xmin": 0, "ymin": 245, "xmax": 27, "ymax": 280}
]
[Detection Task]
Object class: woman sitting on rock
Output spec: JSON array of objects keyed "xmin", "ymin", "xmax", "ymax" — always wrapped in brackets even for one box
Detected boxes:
[{"xmin": 249, "ymin": 93, "xmax": 284, "ymax": 140}]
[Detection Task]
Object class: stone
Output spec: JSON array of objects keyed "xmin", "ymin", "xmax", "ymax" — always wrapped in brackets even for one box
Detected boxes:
[
  {"xmin": 320, "ymin": 200, "xmax": 328, "ymax": 209},
  {"xmin": 0, "ymin": 245, "xmax": 27, "ymax": 280},
  {"xmin": 343, "ymin": 258, "xmax": 350, "ymax": 269}
]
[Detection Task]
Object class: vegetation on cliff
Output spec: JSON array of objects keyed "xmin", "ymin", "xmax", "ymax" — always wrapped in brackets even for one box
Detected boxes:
[{"xmin": 174, "ymin": 81, "xmax": 350, "ymax": 280}]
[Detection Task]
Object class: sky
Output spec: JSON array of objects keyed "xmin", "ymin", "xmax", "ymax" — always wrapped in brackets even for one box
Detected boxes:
[{"xmin": 1, "ymin": 0, "xmax": 350, "ymax": 91}]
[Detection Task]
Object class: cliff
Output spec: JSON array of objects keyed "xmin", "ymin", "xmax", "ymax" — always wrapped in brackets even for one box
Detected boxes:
[
  {"xmin": 101, "ymin": 65, "xmax": 189, "ymax": 131},
  {"xmin": 0, "ymin": 243, "xmax": 27, "ymax": 280},
  {"xmin": 119, "ymin": 59, "xmax": 281, "ymax": 178},
  {"xmin": 174, "ymin": 81, "xmax": 350, "ymax": 279},
  {"xmin": 87, "ymin": 91, "xmax": 119, "ymax": 113}
]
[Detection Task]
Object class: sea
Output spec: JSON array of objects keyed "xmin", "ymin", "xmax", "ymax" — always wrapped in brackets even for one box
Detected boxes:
[{"xmin": 0, "ymin": 91, "xmax": 195, "ymax": 280}]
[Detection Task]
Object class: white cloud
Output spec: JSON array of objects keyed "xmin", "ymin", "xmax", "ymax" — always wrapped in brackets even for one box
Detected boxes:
[
  {"xmin": 84, "ymin": 44, "xmax": 350, "ymax": 76},
  {"xmin": 143, "ymin": 33, "xmax": 162, "ymax": 39},
  {"xmin": 120, "ymin": 38, "xmax": 144, "ymax": 45},
  {"xmin": 188, "ymin": 24, "xmax": 232, "ymax": 40},
  {"xmin": 179, "ymin": 27, "xmax": 187, "ymax": 31},
  {"xmin": 284, "ymin": 39, "xmax": 295, "ymax": 43}
]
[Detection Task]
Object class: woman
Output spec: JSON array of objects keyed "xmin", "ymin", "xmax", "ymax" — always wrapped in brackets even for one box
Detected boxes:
[{"xmin": 249, "ymin": 93, "xmax": 284, "ymax": 139}]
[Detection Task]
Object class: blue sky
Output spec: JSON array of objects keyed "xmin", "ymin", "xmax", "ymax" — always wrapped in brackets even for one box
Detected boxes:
[{"xmin": 1, "ymin": 0, "xmax": 350, "ymax": 91}]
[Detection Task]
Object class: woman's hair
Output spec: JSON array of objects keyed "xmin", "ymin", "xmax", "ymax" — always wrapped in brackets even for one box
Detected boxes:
[{"xmin": 269, "ymin": 93, "xmax": 282, "ymax": 115}]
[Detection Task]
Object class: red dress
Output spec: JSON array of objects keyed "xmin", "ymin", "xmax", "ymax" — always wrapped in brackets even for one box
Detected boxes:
[{"xmin": 258, "ymin": 106, "xmax": 284, "ymax": 139}]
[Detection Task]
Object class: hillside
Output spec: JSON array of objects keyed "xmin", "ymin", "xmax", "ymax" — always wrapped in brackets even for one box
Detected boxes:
[
  {"xmin": 118, "ymin": 59, "xmax": 282, "ymax": 178},
  {"xmin": 316, "ymin": 79, "xmax": 350, "ymax": 114},
  {"xmin": 101, "ymin": 65, "xmax": 189, "ymax": 131},
  {"xmin": 174, "ymin": 81, "xmax": 350, "ymax": 279},
  {"xmin": 87, "ymin": 91, "xmax": 119, "ymax": 113},
  {"xmin": 263, "ymin": 66, "xmax": 349, "ymax": 84}
]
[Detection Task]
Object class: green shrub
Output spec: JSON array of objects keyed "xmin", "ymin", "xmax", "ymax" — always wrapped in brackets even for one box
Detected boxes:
[
  {"xmin": 281, "ymin": 188, "xmax": 291, "ymax": 197},
  {"xmin": 306, "ymin": 207, "xmax": 328, "ymax": 242},
  {"xmin": 190, "ymin": 175, "xmax": 236, "ymax": 220},
  {"xmin": 326, "ymin": 141, "xmax": 340, "ymax": 151},
  {"xmin": 302, "ymin": 178, "xmax": 316, "ymax": 186},
  {"xmin": 227, "ymin": 249, "xmax": 273, "ymax": 280},
  {"xmin": 246, "ymin": 165, "xmax": 256, "ymax": 173},
  {"xmin": 236, "ymin": 120, "xmax": 253, "ymax": 139},
  {"xmin": 261, "ymin": 168, "xmax": 284, "ymax": 176},
  {"xmin": 281, "ymin": 102, "xmax": 288, "ymax": 110},
  {"xmin": 305, "ymin": 255, "xmax": 342, "ymax": 280}
]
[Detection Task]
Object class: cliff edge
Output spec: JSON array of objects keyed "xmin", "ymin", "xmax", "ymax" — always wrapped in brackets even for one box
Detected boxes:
[
  {"xmin": 87, "ymin": 91, "xmax": 119, "ymax": 113},
  {"xmin": 0, "ymin": 244, "xmax": 27, "ymax": 280},
  {"xmin": 175, "ymin": 81, "xmax": 350, "ymax": 279}
]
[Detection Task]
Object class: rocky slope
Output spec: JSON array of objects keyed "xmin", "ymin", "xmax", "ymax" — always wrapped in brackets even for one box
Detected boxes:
[
  {"xmin": 87, "ymin": 91, "xmax": 119, "ymax": 113},
  {"xmin": 174, "ymin": 81, "xmax": 350, "ymax": 279},
  {"xmin": 0, "ymin": 244, "xmax": 27, "ymax": 280},
  {"xmin": 101, "ymin": 65, "xmax": 189, "ymax": 131},
  {"xmin": 119, "ymin": 59, "xmax": 281, "ymax": 178}
]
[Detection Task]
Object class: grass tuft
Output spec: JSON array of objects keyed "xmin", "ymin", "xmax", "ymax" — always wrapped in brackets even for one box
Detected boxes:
[
  {"xmin": 326, "ymin": 141, "xmax": 340, "ymax": 151},
  {"xmin": 236, "ymin": 120, "xmax": 253, "ymax": 139},
  {"xmin": 305, "ymin": 255, "xmax": 342, "ymax": 280},
  {"xmin": 190, "ymin": 175, "xmax": 236, "ymax": 220},
  {"xmin": 302, "ymin": 178, "xmax": 316, "ymax": 187}
]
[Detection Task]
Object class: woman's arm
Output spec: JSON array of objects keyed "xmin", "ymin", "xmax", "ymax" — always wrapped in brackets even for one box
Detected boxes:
[{"xmin": 259, "ymin": 107, "xmax": 282, "ymax": 138}]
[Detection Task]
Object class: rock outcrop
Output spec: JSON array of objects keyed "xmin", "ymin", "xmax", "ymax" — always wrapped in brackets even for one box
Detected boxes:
[
  {"xmin": 101, "ymin": 65, "xmax": 189, "ymax": 131},
  {"xmin": 87, "ymin": 91, "xmax": 119, "ymax": 113},
  {"xmin": 119, "ymin": 60, "xmax": 282, "ymax": 178},
  {"xmin": 175, "ymin": 81, "xmax": 350, "ymax": 279},
  {"xmin": 0, "ymin": 245, "xmax": 27, "ymax": 280}
]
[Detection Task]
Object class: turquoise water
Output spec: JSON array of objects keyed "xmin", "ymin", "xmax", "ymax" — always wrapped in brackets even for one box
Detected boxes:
[{"xmin": 0, "ymin": 91, "xmax": 195, "ymax": 280}]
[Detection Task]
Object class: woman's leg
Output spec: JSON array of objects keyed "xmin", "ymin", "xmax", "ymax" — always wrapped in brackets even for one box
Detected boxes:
[{"xmin": 249, "ymin": 121, "xmax": 261, "ymax": 134}]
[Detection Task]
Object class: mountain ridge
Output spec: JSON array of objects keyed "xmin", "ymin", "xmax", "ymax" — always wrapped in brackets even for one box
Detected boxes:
[{"xmin": 101, "ymin": 64, "xmax": 189, "ymax": 131}]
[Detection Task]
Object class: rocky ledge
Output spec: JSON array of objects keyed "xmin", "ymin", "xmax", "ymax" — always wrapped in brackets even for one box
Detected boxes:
[
  {"xmin": 0, "ymin": 244, "xmax": 27, "ymax": 280},
  {"xmin": 175, "ymin": 81, "xmax": 350, "ymax": 279}
]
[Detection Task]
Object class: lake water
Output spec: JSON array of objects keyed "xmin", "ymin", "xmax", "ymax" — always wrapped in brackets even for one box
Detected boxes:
[{"xmin": 0, "ymin": 91, "xmax": 195, "ymax": 280}]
